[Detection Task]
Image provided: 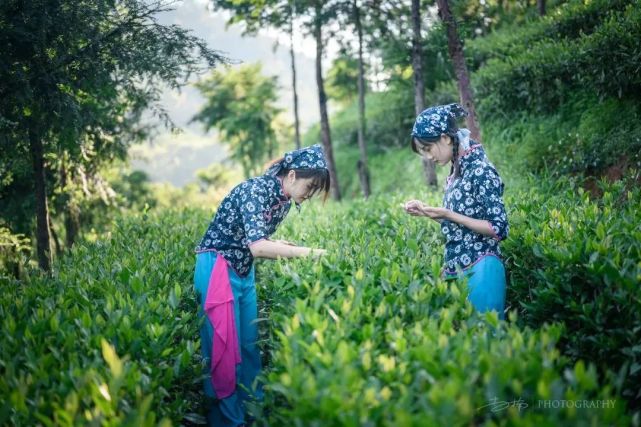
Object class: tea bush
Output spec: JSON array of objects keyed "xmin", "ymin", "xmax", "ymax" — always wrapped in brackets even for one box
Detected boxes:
[
  {"xmin": 0, "ymin": 209, "xmax": 206, "ymax": 426},
  {"xmin": 1, "ymin": 186, "xmax": 638, "ymax": 425},
  {"xmin": 477, "ymin": 93, "xmax": 641, "ymax": 178},
  {"xmin": 252, "ymin": 191, "xmax": 636, "ymax": 425},
  {"xmin": 474, "ymin": 0, "xmax": 641, "ymax": 115},
  {"xmin": 468, "ymin": 0, "xmax": 633, "ymax": 68},
  {"xmin": 504, "ymin": 177, "xmax": 641, "ymax": 407}
]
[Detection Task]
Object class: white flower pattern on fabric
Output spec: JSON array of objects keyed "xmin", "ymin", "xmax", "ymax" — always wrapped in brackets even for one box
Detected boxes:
[
  {"xmin": 441, "ymin": 144, "xmax": 509, "ymax": 274},
  {"xmin": 195, "ymin": 175, "xmax": 291, "ymax": 277},
  {"xmin": 265, "ymin": 144, "xmax": 327, "ymax": 177},
  {"xmin": 411, "ymin": 104, "xmax": 468, "ymax": 139}
]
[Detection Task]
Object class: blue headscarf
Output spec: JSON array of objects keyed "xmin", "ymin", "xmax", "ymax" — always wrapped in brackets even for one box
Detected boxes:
[
  {"xmin": 265, "ymin": 144, "xmax": 328, "ymax": 176},
  {"xmin": 411, "ymin": 103, "xmax": 468, "ymax": 140}
]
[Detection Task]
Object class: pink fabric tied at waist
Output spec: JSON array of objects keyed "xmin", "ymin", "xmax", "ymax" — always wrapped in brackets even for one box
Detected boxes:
[{"xmin": 204, "ymin": 254, "xmax": 241, "ymax": 399}]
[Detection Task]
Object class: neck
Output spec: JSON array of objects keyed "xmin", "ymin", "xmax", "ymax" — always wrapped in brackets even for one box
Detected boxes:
[{"xmin": 277, "ymin": 176, "xmax": 291, "ymax": 199}]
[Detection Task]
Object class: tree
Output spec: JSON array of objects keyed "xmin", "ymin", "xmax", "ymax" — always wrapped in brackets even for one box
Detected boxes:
[
  {"xmin": 213, "ymin": 0, "xmax": 303, "ymax": 148},
  {"xmin": 293, "ymin": 0, "xmax": 343, "ymax": 200},
  {"xmin": 312, "ymin": 0, "xmax": 347, "ymax": 201},
  {"xmin": 436, "ymin": 0, "xmax": 482, "ymax": 141},
  {"xmin": 288, "ymin": 9, "xmax": 303, "ymax": 149},
  {"xmin": 352, "ymin": 1, "xmax": 372, "ymax": 197},
  {"xmin": 412, "ymin": 0, "xmax": 438, "ymax": 187},
  {"xmin": 191, "ymin": 63, "xmax": 282, "ymax": 178},
  {"xmin": 0, "ymin": 0, "xmax": 225, "ymax": 270},
  {"xmin": 213, "ymin": 0, "xmax": 343, "ymax": 200},
  {"xmin": 327, "ymin": 0, "xmax": 374, "ymax": 198},
  {"xmin": 326, "ymin": 51, "xmax": 361, "ymax": 105},
  {"xmin": 195, "ymin": 163, "xmax": 234, "ymax": 192}
]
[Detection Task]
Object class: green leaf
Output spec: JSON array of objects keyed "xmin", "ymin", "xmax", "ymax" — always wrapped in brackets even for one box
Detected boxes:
[{"xmin": 101, "ymin": 339, "xmax": 123, "ymax": 378}]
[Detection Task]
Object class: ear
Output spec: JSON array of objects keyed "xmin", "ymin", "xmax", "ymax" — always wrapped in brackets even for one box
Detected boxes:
[
  {"xmin": 442, "ymin": 134, "xmax": 453, "ymax": 146},
  {"xmin": 288, "ymin": 169, "xmax": 296, "ymax": 181}
]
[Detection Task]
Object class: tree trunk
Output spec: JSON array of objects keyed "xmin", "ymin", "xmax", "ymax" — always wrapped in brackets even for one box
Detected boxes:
[
  {"xmin": 289, "ymin": 14, "xmax": 302, "ymax": 150},
  {"xmin": 437, "ymin": 0, "xmax": 482, "ymax": 142},
  {"xmin": 60, "ymin": 158, "xmax": 80, "ymax": 248},
  {"xmin": 267, "ymin": 133, "xmax": 274, "ymax": 159},
  {"xmin": 537, "ymin": 0, "xmax": 546, "ymax": 16},
  {"xmin": 49, "ymin": 215, "xmax": 61, "ymax": 257},
  {"xmin": 314, "ymin": 3, "xmax": 341, "ymax": 201},
  {"xmin": 29, "ymin": 124, "xmax": 52, "ymax": 271},
  {"xmin": 354, "ymin": 2, "xmax": 371, "ymax": 198},
  {"xmin": 412, "ymin": 0, "xmax": 438, "ymax": 187},
  {"xmin": 64, "ymin": 205, "xmax": 80, "ymax": 249}
]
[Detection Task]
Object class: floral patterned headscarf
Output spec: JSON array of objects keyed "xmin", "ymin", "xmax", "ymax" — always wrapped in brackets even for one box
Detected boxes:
[
  {"xmin": 411, "ymin": 103, "xmax": 468, "ymax": 140},
  {"xmin": 265, "ymin": 144, "xmax": 328, "ymax": 176}
]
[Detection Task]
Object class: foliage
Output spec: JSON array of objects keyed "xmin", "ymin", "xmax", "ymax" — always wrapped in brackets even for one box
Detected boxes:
[
  {"xmin": 195, "ymin": 163, "xmax": 236, "ymax": 193},
  {"xmin": 0, "ymin": 209, "xmax": 206, "ymax": 425},
  {"xmin": 0, "ymin": 0, "xmax": 226, "ymax": 268},
  {"xmin": 326, "ymin": 51, "xmax": 363, "ymax": 105},
  {"xmin": 473, "ymin": 0, "xmax": 641, "ymax": 116},
  {"xmin": 475, "ymin": 91, "xmax": 641, "ymax": 180},
  {"xmin": 191, "ymin": 63, "xmax": 282, "ymax": 178},
  {"xmin": 504, "ymin": 177, "xmax": 641, "ymax": 407},
  {"xmin": 3, "ymin": 0, "xmax": 641, "ymax": 424},
  {"xmin": 467, "ymin": 0, "xmax": 632, "ymax": 66},
  {"xmin": 373, "ymin": 8, "xmax": 454, "ymax": 94},
  {"xmin": 2, "ymin": 185, "xmax": 639, "ymax": 424},
  {"xmin": 251, "ymin": 189, "xmax": 634, "ymax": 424},
  {"xmin": 213, "ymin": 0, "xmax": 294, "ymax": 35},
  {"xmin": 0, "ymin": 226, "xmax": 32, "ymax": 279}
]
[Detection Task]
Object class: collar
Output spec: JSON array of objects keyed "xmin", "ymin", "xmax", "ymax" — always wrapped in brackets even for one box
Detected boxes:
[
  {"xmin": 274, "ymin": 175, "xmax": 300, "ymax": 213},
  {"xmin": 457, "ymin": 128, "xmax": 472, "ymax": 151},
  {"xmin": 459, "ymin": 144, "xmax": 482, "ymax": 159},
  {"xmin": 275, "ymin": 176, "xmax": 291, "ymax": 200},
  {"xmin": 456, "ymin": 128, "xmax": 482, "ymax": 161}
]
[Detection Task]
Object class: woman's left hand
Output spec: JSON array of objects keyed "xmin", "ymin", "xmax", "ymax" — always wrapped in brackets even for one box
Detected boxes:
[
  {"xmin": 403, "ymin": 200, "xmax": 451, "ymax": 221},
  {"xmin": 272, "ymin": 239, "xmax": 296, "ymax": 246}
]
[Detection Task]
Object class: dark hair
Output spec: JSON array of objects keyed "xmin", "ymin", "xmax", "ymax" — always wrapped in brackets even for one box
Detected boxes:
[
  {"xmin": 277, "ymin": 167, "xmax": 331, "ymax": 201},
  {"xmin": 410, "ymin": 118, "xmax": 462, "ymax": 179}
]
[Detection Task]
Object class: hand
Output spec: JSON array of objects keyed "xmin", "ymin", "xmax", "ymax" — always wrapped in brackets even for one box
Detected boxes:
[
  {"xmin": 402, "ymin": 200, "xmax": 451, "ymax": 222},
  {"xmin": 309, "ymin": 248, "xmax": 327, "ymax": 258},
  {"xmin": 401, "ymin": 200, "xmax": 426, "ymax": 216}
]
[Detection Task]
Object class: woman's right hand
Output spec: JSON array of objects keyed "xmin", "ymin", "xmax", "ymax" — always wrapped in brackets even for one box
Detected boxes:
[
  {"xmin": 402, "ymin": 200, "xmax": 425, "ymax": 216},
  {"xmin": 309, "ymin": 248, "xmax": 327, "ymax": 258}
]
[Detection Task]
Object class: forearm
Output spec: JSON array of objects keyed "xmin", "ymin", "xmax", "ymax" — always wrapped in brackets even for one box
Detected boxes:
[
  {"xmin": 249, "ymin": 239, "xmax": 315, "ymax": 259},
  {"xmin": 446, "ymin": 211, "xmax": 497, "ymax": 239}
]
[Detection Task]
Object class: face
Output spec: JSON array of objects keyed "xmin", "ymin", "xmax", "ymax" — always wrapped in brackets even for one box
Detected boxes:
[
  {"xmin": 284, "ymin": 171, "xmax": 318, "ymax": 204},
  {"xmin": 416, "ymin": 135, "xmax": 453, "ymax": 165}
]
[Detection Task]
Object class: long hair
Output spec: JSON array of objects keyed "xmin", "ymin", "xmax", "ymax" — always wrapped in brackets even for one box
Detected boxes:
[{"xmin": 411, "ymin": 118, "xmax": 461, "ymax": 179}]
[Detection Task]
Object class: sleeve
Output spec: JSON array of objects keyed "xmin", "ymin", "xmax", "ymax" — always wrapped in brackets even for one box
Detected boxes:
[
  {"xmin": 472, "ymin": 163, "xmax": 509, "ymax": 241},
  {"xmin": 239, "ymin": 181, "xmax": 274, "ymax": 245}
]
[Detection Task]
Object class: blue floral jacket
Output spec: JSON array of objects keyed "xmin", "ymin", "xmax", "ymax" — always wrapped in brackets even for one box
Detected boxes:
[
  {"xmin": 441, "ymin": 143, "xmax": 509, "ymax": 275},
  {"xmin": 195, "ymin": 175, "xmax": 291, "ymax": 277}
]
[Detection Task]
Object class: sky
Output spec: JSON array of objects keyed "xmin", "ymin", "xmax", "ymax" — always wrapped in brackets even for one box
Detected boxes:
[{"xmin": 129, "ymin": 0, "xmax": 341, "ymax": 187}]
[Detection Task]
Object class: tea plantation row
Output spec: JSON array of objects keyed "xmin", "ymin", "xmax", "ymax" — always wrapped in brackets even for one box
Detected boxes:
[{"xmin": 0, "ymin": 179, "xmax": 638, "ymax": 425}]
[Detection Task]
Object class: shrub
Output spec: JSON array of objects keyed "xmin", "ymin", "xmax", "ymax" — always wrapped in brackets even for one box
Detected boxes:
[
  {"xmin": 0, "ymin": 209, "xmax": 207, "ymax": 426},
  {"xmin": 503, "ymin": 177, "xmax": 641, "ymax": 407}
]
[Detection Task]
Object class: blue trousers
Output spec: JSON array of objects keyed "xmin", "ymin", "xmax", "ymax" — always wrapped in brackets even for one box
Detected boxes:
[
  {"xmin": 194, "ymin": 252, "xmax": 263, "ymax": 427},
  {"xmin": 449, "ymin": 255, "xmax": 507, "ymax": 320}
]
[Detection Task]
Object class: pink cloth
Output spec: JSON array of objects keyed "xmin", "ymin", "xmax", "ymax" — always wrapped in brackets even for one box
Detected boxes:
[{"xmin": 204, "ymin": 254, "xmax": 241, "ymax": 399}]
